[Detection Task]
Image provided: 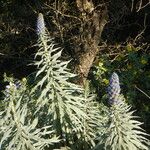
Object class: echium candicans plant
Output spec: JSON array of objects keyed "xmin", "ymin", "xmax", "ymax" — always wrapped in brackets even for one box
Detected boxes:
[
  {"xmin": 31, "ymin": 13, "xmax": 109, "ymax": 149},
  {"xmin": 0, "ymin": 75, "xmax": 58, "ymax": 150},
  {"xmin": 31, "ymin": 13, "xmax": 92, "ymax": 148},
  {"xmin": 104, "ymin": 72, "xmax": 149, "ymax": 150}
]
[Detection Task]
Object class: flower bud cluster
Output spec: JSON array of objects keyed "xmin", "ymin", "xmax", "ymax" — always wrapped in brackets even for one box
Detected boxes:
[
  {"xmin": 5, "ymin": 80, "xmax": 21, "ymax": 97},
  {"xmin": 37, "ymin": 13, "xmax": 45, "ymax": 35},
  {"xmin": 107, "ymin": 72, "xmax": 121, "ymax": 105}
]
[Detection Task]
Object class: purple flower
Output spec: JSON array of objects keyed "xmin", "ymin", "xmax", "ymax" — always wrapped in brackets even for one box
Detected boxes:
[
  {"xmin": 107, "ymin": 72, "xmax": 121, "ymax": 105},
  {"xmin": 5, "ymin": 81, "xmax": 21, "ymax": 97},
  {"xmin": 36, "ymin": 13, "xmax": 45, "ymax": 35}
]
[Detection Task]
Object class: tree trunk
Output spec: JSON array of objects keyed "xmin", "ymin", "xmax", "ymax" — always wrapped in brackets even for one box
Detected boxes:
[{"xmin": 75, "ymin": 0, "xmax": 108, "ymax": 85}]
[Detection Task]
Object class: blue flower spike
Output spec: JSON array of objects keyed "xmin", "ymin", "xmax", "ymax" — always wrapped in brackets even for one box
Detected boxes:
[
  {"xmin": 107, "ymin": 72, "xmax": 121, "ymax": 105},
  {"xmin": 37, "ymin": 13, "xmax": 45, "ymax": 35}
]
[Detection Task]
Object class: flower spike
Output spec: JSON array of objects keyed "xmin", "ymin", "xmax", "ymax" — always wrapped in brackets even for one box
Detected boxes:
[
  {"xmin": 107, "ymin": 72, "xmax": 121, "ymax": 105},
  {"xmin": 37, "ymin": 13, "xmax": 45, "ymax": 35}
]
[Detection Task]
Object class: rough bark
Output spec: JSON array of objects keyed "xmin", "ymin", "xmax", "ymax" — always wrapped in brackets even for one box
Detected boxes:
[{"xmin": 75, "ymin": 0, "xmax": 108, "ymax": 85}]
